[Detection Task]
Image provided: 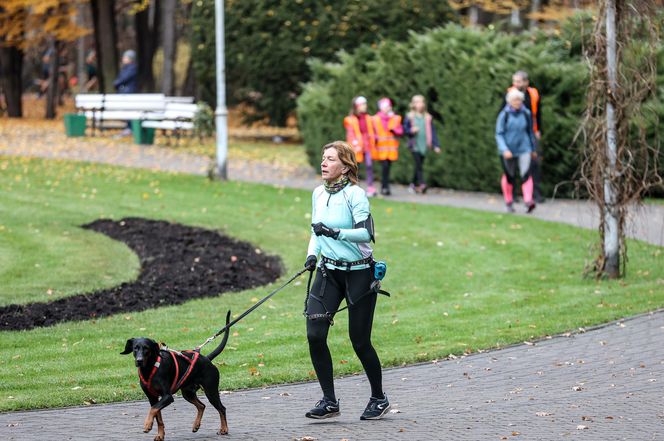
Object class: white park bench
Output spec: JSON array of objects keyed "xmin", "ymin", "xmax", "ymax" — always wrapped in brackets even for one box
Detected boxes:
[
  {"xmin": 74, "ymin": 94, "xmax": 197, "ymax": 140},
  {"xmin": 141, "ymin": 102, "xmax": 199, "ymax": 144},
  {"xmin": 75, "ymin": 93, "xmax": 166, "ymax": 135}
]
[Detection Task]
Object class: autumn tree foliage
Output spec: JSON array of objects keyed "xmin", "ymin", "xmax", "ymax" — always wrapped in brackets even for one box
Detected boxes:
[{"xmin": 0, "ymin": 0, "xmax": 89, "ymax": 117}]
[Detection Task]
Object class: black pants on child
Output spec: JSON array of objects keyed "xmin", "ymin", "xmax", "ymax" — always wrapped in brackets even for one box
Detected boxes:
[
  {"xmin": 411, "ymin": 151, "xmax": 425, "ymax": 186},
  {"xmin": 381, "ymin": 160, "xmax": 392, "ymax": 191},
  {"xmin": 306, "ymin": 267, "xmax": 383, "ymax": 401}
]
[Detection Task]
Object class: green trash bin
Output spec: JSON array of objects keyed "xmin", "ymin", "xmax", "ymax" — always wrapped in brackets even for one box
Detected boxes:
[
  {"xmin": 131, "ymin": 120, "xmax": 155, "ymax": 145},
  {"xmin": 64, "ymin": 113, "xmax": 87, "ymax": 137}
]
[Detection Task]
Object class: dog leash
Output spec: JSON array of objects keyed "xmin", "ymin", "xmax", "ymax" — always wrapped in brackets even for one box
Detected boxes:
[{"xmin": 195, "ymin": 267, "xmax": 310, "ymax": 351}]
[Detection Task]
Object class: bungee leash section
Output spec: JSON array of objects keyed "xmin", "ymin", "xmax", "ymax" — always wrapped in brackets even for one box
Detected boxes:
[
  {"xmin": 195, "ymin": 267, "xmax": 310, "ymax": 351},
  {"xmin": 303, "ymin": 258, "xmax": 390, "ymax": 325}
]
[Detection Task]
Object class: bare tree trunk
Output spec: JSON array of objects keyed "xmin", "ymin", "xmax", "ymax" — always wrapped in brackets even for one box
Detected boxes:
[
  {"xmin": 135, "ymin": 0, "xmax": 160, "ymax": 92},
  {"xmin": 529, "ymin": 0, "xmax": 541, "ymax": 29},
  {"xmin": 45, "ymin": 40, "xmax": 60, "ymax": 119},
  {"xmin": 603, "ymin": 0, "xmax": 620, "ymax": 278},
  {"xmin": 469, "ymin": 5, "xmax": 479, "ymax": 27},
  {"xmin": 0, "ymin": 45, "xmax": 23, "ymax": 117},
  {"xmin": 510, "ymin": 7, "xmax": 522, "ymax": 28},
  {"xmin": 90, "ymin": 0, "xmax": 118, "ymax": 93},
  {"xmin": 76, "ymin": 2, "xmax": 87, "ymax": 91},
  {"xmin": 182, "ymin": 56, "xmax": 195, "ymax": 97},
  {"xmin": 161, "ymin": 0, "xmax": 176, "ymax": 95}
]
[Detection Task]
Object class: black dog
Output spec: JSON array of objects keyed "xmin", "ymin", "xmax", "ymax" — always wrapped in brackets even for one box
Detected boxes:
[{"xmin": 121, "ymin": 311, "xmax": 231, "ymax": 440}]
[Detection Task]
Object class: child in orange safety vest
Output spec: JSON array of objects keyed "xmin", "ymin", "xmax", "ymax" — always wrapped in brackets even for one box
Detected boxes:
[
  {"xmin": 372, "ymin": 97, "xmax": 403, "ymax": 196},
  {"xmin": 344, "ymin": 96, "xmax": 378, "ymax": 197}
]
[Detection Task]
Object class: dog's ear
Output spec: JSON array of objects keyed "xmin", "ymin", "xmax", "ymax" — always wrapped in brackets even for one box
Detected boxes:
[
  {"xmin": 120, "ymin": 338, "xmax": 134, "ymax": 355},
  {"xmin": 150, "ymin": 339, "xmax": 160, "ymax": 356}
]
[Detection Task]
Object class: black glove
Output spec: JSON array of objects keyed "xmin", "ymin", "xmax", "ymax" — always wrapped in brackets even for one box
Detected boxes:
[
  {"xmin": 312, "ymin": 222, "xmax": 340, "ymax": 239},
  {"xmin": 304, "ymin": 255, "xmax": 317, "ymax": 271}
]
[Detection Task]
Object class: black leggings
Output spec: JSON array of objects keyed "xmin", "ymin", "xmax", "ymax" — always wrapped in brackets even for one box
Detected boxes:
[
  {"xmin": 305, "ymin": 267, "xmax": 383, "ymax": 401},
  {"xmin": 411, "ymin": 151, "xmax": 425, "ymax": 186}
]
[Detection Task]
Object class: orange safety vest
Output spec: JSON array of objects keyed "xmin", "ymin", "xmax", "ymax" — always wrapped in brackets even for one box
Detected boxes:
[
  {"xmin": 344, "ymin": 114, "xmax": 376, "ymax": 163},
  {"xmin": 372, "ymin": 114, "xmax": 402, "ymax": 161},
  {"xmin": 526, "ymin": 86, "xmax": 540, "ymax": 134}
]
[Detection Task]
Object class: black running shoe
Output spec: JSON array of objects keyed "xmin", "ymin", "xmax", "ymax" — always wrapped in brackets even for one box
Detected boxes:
[
  {"xmin": 360, "ymin": 395, "xmax": 390, "ymax": 420},
  {"xmin": 305, "ymin": 397, "xmax": 340, "ymax": 419}
]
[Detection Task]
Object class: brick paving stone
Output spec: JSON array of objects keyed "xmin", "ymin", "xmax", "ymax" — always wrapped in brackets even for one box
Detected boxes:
[{"xmin": 2, "ymin": 311, "xmax": 663, "ymax": 441}]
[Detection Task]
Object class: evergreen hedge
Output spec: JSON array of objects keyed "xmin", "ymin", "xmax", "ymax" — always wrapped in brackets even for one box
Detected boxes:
[
  {"xmin": 191, "ymin": 0, "xmax": 457, "ymax": 125},
  {"xmin": 298, "ymin": 21, "xmax": 594, "ymax": 196}
]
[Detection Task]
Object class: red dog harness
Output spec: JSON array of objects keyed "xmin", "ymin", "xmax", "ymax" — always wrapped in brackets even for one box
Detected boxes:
[{"xmin": 139, "ymin": 349, "xmax": 200, "ymax": 397}]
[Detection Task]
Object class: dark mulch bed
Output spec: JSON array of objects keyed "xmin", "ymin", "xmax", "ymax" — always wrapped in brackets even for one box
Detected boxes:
[{"xmin": 0, "ymin": 217, "xmax": 282, "ymax": 331}]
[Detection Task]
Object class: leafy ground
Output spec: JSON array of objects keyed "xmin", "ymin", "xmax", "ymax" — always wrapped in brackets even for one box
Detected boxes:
[{"xmin": 0, "ymin": 155, "xmax": 662, "ymax": 412}]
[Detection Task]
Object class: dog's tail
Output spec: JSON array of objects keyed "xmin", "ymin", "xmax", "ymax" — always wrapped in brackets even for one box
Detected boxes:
[{"xmin": 207, "ymin": 310, "xmax": 231, "ymax": 361}]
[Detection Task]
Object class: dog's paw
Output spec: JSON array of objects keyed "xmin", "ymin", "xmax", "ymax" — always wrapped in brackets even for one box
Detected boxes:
[
  {"xmin": 217, "ymin": 428, "xmax": 229, "ymax": 436},
  {"xmin": 143, "ymin": 420, "xmax": 153, "ymax": 433},
  {"xmin": 192, "ymin": 423, "xmax": 200, "ymax": 433},
  {"xmin": 153, "ymin": 435, "xmax": 164, "ymax": 441}
]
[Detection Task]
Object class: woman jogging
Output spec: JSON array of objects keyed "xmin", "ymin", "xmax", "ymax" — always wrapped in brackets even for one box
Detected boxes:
[
  {"xmin": 403, "ymin": 95, "xmax": 441, "ymax": 194},
  {"xmin": 344, "ymin": 96, "xmax": 378, "ymax": 197},
  {"xmin": 496, "ymin": 88, "xmax": 537, "ymax": 213},
  {"xmin": 303, "ymin": 140, "xmax": 389, "ymax": 421}
]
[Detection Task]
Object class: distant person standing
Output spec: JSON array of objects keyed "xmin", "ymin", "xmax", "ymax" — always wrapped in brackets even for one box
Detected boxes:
[
  {"xmin": 507, "ymin": 70, "xmax": 543, "ymax": 202},
  {"xmin": 403, "ymin": 95, "xmax": 440, "ymax": 194},
  {"xmin": 496, "ymin": 89, "xmax": 537, "ymax": 213},
  {"xmin": 114, "ymin": 50, "xmax": 138, "ymax": 94},
  {"xmin": 344, "ymin": 96, "xmax": 377, "ymax": 197},
  {"xmin": 113, "ymin": 50, "xmax": 138, "ymax": 136},
  {"xmin": 372, "ymin": 98, "xmax": 403, "ymax": 196},
  {"xmin": 83, "ymin": 50, "xmax": 98, "ymax": 92}
]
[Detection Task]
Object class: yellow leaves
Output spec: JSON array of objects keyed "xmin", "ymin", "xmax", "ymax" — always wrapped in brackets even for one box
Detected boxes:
[{"xmin": 0, "ymin": 0, "xmax": 91, "ymax": 50}]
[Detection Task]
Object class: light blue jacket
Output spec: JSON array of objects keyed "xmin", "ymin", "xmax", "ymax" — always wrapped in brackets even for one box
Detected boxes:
[
  {"xmin": 307, "ymin": 183, "xmax": 372, "ymax": 270},
  {"xmin": 495, "ymin": 106, "xmax": 536, "ymax": 155}
]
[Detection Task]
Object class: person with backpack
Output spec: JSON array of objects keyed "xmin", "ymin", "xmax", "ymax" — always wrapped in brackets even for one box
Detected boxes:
[
  {"xmin": 496, "ymin": 88, "xmax": 537, "ymax": 213},
  {"xmin": 403, "ymin": 95, "xmax": 441, "ymax": 194},
  {"xmin": 303, "ymin": 140, "xmax": 390, "ymax": 421},
  {"xmin": 372, "ymin": 97, "xmax": 403, "ymax": 196},
  {"xmin": 344, "ymin": 96, "xmax": 377, "ymax": 197},
  {"xmin": 507, "ymin": 70, "xmax": 544, "ymax": 202}
]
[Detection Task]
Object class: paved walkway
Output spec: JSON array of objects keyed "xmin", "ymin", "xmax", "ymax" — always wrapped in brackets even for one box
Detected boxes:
[
  {"xmin": 1, "ymin": 125, "xmax": 663, "ymax": 440},
  {"xmin": 2, "ymin": 311, "xmax": 663, "ymax": 440},
  {"xmin": 1, "ymin": 124, "xmax": 662, "ymax": 246}
]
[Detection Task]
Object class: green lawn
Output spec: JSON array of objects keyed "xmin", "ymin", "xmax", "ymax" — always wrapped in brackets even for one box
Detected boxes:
[{"xmin": 0, "ymin": 155, "xmax": 662, "ymax": 412}]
